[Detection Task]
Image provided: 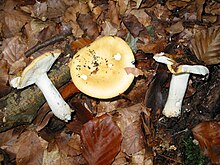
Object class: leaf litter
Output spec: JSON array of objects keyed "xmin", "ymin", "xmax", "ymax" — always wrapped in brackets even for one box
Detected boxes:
[{"xmin": 0, "ymin": 0, "xmax": 219, "ymax": 164}]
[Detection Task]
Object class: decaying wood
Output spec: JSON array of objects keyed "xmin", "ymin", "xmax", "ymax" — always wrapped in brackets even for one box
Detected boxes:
[{"xmin": 0, "ymin": 63, "xmax": 71, "ymax": 132}]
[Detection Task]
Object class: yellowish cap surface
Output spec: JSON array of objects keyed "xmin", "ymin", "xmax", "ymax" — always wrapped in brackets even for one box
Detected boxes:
[{"xmin": 69, "ymin": 36, "xmax": 135, "ymax": 99}]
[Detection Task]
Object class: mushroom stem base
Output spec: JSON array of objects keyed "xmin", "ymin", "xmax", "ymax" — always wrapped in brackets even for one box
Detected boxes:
[
  {"xmin": 35, "ymin": 73, "xmax": 72, "ymax": 121},
  {"xmin": 163, "ymin": 73, "xmax": 190, "ymax": 117}
]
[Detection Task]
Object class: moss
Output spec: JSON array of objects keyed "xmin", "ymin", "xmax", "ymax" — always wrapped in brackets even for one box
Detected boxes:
[{"xmin": 181, "ymin": 135, "xmax": 208, "ymax": 165}]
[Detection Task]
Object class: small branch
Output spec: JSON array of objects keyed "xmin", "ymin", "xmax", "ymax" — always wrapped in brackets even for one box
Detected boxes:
[{"xmin": 25, "ymin": 25, "xmax": 73, "ymax": 57}]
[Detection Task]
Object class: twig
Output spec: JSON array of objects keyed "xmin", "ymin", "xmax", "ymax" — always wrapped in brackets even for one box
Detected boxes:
[
  {"xmin": 157, "ymin": 153, "xmax": 183, "ymax": 164},
  {"xmin": 25, "ymin": 25, "xmax": 73, "ymax": 57}
]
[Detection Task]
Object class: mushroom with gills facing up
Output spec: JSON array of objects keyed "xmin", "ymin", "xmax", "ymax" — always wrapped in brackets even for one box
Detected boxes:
[
  {"xmin": 69, "ymin": 36, "xmax": 136, "ymax": 99},
  {"xmin": 153, "ymin": 52, "xmax": 209, "ymax": 118},
  {"xmin": 10, "ymin": 49, "xmax": 73, "ymax": 122}
]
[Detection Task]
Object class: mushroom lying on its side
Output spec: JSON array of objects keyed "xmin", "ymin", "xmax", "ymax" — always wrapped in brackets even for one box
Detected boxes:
[
  {"xmin": 10, "ymin": 49, "xmax": 73, "ymax": 122},
  {"xmin": 153, "ymin": 52, "xmax": 209, "ymax": 118}
]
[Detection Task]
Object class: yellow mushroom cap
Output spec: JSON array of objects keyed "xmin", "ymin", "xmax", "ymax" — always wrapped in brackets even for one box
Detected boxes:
[{"xmin": 69, "ymin": 36, "xmax": 135, "ymax": 99}]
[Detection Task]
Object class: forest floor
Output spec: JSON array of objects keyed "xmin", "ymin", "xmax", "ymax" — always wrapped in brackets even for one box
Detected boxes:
[{"xmin": 0, "ymin": 0, "xmax": 220, "ymax": 164}]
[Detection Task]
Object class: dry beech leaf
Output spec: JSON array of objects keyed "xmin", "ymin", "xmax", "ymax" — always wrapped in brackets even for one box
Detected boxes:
[
  {"xmin": 1, "ymin": 36, "xmax": 28, "ymax": 66},
  {"xmin": 166, "ymin": 0, "xmax": 189, "ymax": 11},
  {"xmin": 124, "ymin": 67, "xmax": 143, "ymax": 77},
  {"xmin": 88, "ymin": 1, "xmax": 103, "ymax": 20},
  {"xmin": 112, "ymin": 151, "xmax": 127, "ymax": 165},
  {"xmin": 0, "ymin": 59, "xmax": 11, "ymax": 98},
  {"xmin": 113, "ymin": 103, "xmax": 148, "ymax": 133},
  {"xmin": 153, "ymin": 4, "xmax": 171, "ymax": 21},
  {"xmin": 195, "ymin": 0, "xmax": 206, "ymax": 21},
  {"xmin": 165, "ymin": 21, "xmax": 184, "ymax": 34},
  {"xmin": 4, "ymin": 10, "xmax": 30, "ymax": 35},
  {"xmin": 141, "ymin": 0, "xmax": 156, "ymax": 8},
  {"xmin": 43, "ymin": 133, "xmax": 86, "ymax": 165},
  {"xmin": 133, "ymin": 0, "xmax": 143, "ymax": 8},
  {"xmin": 145, "ymin": 71, "xmax": 168, "ymax": 115},
  {"xmin": 108, "ymin": 0, "xmax": 120, "ymax": 27},
  {"xmin": 63, "ymin": 2, "xmax": 90, "ymax": 37},
  {"xmin": 130, "ymin": 9, "xmax": 151, "ymax": 27},
  {"xmin": 46, "ymin": 0, "xmax": 68, "ymax": 19},
  {"xmin": 113, "ymin": 104, "xmax": 149, "ymax": 155},
  {"xmin": 67, "ymin": 99, "xmax": 94, "ymax": 134},
  {"xmin": 70, "ymin": 37, "xmax": 93, "ymax": 52},
  {"xmin": 192, "ymin": 122, "xmax": 220, "ymax": 164},
  {"xmin": 1, "ymin": 36, "xmax": 29, "ymax": 75},
  {"xmin": 122, "ymin": 14, "xmax": 146, "ymax": 37},
  {"xmin": 24, "ymin": 19, "xmax": 51, "ymax": 47},
  {"xmin": 80, "ymin": 114, "xmax": 122, "ymax": 165},
  {"xmin": 101, "ymin": 21, "xmax": 118, "ymax": 36},
  {"xmin": 191, "ymin": 26, "xmax": 220, "ymax": 65},
  {"xmin": 15, "ymin": 131, "xmax": 48, "ymax": 165},
  {"xmin": 0, "ymin": 128, "xmax": 22, "ymax": 150},
  {"xmin": 77, "ymin": 13, "xmax": 100, "ymax": 39},
  {"xmin": 121, "ymin": 120, "xmax": 145, "ymax": 155},
  {"xmin": 205, "ymin": 1, "xmax": 220, "ymax": 15},
  {"xmin": 55, "ymin": 132, "xmax": 82, "ymax": 157},
  {"xmin": 32, "ymin": 1, "xmax": 47, "ymax": 20}
]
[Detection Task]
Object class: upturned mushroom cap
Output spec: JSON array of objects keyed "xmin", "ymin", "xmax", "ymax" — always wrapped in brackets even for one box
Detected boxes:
[
  {"xmin": 153, "ymin": 52, "xmax": 209, "ymax": 118},
  {"xmin": 153, "ymin": 52, "xmax": 209, "ymax": 75},
  {"xmin": 11, "ymin": 49, "xmax": 61, "ymax": 88},
  {"xmin": 69, "ymin": 36, "xmax": 135, "ymax": 99}
]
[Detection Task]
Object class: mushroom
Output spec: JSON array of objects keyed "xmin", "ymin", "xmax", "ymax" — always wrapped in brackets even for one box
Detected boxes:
[
  {"xmin": 153, "ymin": 52, "xmax": 209, "ymax": 117},
  {"xmin": 69, "ymin": 36, "xmax": 135, "ymax": 99},
  {"xmin": 10, "ymin": 49, "xmax": 73, "ymax": 121}
]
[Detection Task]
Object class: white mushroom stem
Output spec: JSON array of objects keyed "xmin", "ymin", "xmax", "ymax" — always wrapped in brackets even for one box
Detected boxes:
[
  {"xmin": 35, "ymin": 73, "xmax": 72, "ymax": 122},
  {"xmin": 153, "ymin": 52, "xmax": 210, "ymax": 118},
  {"xmin": 162, "ymin": 73, "xmax": 190, "ymax": 117}
]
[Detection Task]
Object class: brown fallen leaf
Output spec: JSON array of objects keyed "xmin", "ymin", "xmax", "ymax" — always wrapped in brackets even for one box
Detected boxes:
[
  {"xmin": 205, "ymin": 1, "xmax": 220, "ymax": 15},
  {"xmin": 153, "ymin": 4, "xmax": 172, "ymax": 21},
  {"xmin": 16, "ymin": 131, "xmax": 48, "ymax": 165},
  {"xmin": 112, "ymin": 151, "xmax": 127, "ymax": 165},
  {"xmin": 144, "ymin": 70, "xmax": 168, "ymax": 119},
  {"xmin": 141, "ymin": 0, "xmax": 156, "ymax": 8},
  {"xmin": 202, "ymin": 15, "xmax": 218, "ymax": 24},
  {"xmin": 24, "ymin": 19, "xmax": 57, "ymax": 48},
  {"xmin": 81, "ymin": 114, "xmax": 122, "ymax": 165},
  {"xmin": 190, "ymin": 26, "xmax": 220, "ymax": 65},
  {"xmin": 165, "ymin": 21, "xmax": 184, "ymax": 35},
  {"xmin": 1, "ymin": 36, "xmax": 28, "ymax": 66},
  {"xmin": 1, "ymin": 36, "xmax": 29, "ymax": 75},
  {"xmin": 166, "ymin": 0, "xmax": 189, "ymax": 11},
  {"xmin": 130, "ymin": 9, "xmax": 151, "ymax": 27},
  {"xmin": 67, "ymin": 99, "xmax": 94, "ymax": 134},
  {"xmin": 124, "ymin": 67, "xmax": 143, "ymax": 77},
  {"xmin": 113, "ymin": 103, "xmax": 149, "ymax": 154},
  {"xmin": 4, "ymin": 10, "xmax": 30, "ymax": 35},
  {"xmin": 0, "ymin": 59, "xmax": 11, "ymax": 98},
  {"xmin": 122, "ymin": 14, "xmax": 146, "ymax": 37},
  {"xmin": 121, "ymin": 120, "xmax": 145, "ymax": 155},
  {"xmin": 77, "ymin": 13, "xmax": 100, "ymax": 39},
  {"xmin": 192, "ymin": 121, "xmax": 220, "ymax": 164},
  {"xmin": 63, "ymin": 2, "xmax": 89, "ymax": 37},
  {"xmin": 45, "ymin": 0, "xmax": 68, "ymax": 19},
  {"xmin": 29, "ymin": 0, "xmax": 68, "ymax": 20},
  {"xmin": 101, "ymin": 21, "xmax": 118, "ymax": 36},
  {"xmin": 44, "ymin": 132, "xmax": 86, "ymax": 165},
  {"xmin": 70, "ymin": 37, "xmax": 93, "ymax": 52},
  {"xmin": 54, "ymin": 132, "xmax": 82, "ymax": 157},
  {"xmin": 195, "ymin": 0, "xmax": 206, "ymax": 21},
  {"xmin": 108, "ymin": 0, "xmax": 120, "ymax": 27}
]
